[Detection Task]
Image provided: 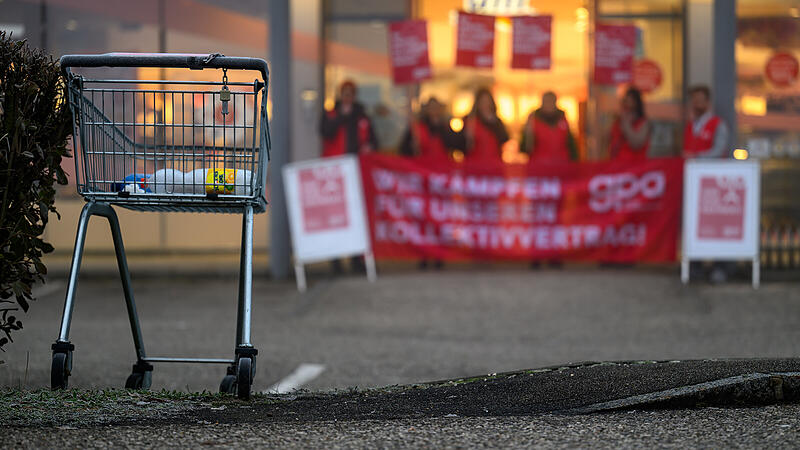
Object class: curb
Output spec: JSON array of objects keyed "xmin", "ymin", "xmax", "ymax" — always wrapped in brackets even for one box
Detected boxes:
[{"xmin": 569, "ymin": 372, "xmax": 800, "ymax": 414}]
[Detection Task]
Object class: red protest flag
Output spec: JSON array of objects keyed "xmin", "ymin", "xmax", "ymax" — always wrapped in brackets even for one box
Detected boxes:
[
  {"xmin": 456, "ymin": 11, "xmax": 495, "ymax": 68},
  {"xmin": 511, "ymin": 15, "xmax": 552, "ymax": 70},
  {"xmin": 594, "ymin": 24, "xmax": 637, "ymax": 85},
  {"xmin": 388, "ymin": 20, "xmax": 432, "ymax": 84}
]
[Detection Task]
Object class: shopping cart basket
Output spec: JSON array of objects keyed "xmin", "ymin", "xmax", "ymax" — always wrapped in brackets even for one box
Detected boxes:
[{"xmin": 51, "ymin": 53, "xmax": 270, "ymax": 399}]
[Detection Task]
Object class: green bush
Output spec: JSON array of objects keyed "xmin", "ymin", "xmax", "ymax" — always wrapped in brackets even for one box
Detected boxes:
[{"xmin": 0, "ymin": 32, "xmax": 72, "ymax": 353}]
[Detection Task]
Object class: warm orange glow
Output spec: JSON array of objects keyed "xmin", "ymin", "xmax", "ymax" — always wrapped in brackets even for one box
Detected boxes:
[
  {"xmin": 452, "ymin": 93, "xmax": 473, "ymax": 118},
  {"xmin": 557, "ymin": 96, "xmax": 579, "ymax": 129},
  {"xmin": 496, "ymin": 93, "xmax": 516, "ymax": 124},
  {"xmin": 452, "ymin": 150, "xmax": 465, "ymax": 163},
  {"xmin": 324, "ymin": 98, "xmax": 335, "ymax": 111},
  {"xmin": 733, "ymin": 148, "xmax": 749, "ymax": 160},
  {"xmin": 740, "ymin": 95, "xmax": 766, "ymax": 116},
  {"xmin": 450, "ymin": 117, "xmax": 464, "ymax": 132}
]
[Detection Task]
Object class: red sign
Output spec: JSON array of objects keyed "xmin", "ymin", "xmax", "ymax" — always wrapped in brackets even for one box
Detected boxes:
[
  {"xmin": 360, "ymin": 154, "xmax": 683, "ymax": 262},
  {"xmin": 299, "ymin": 166, "xmax": 349, "ymax": 233},
  {"xmin": 456, "ymin": 12, "xmax": 495, "ymax": 68},
  {"xmin": 388, "ymin": 20, "xmax": 432, "ymax": 84},
  {"xmin": 697, "ymin": 176, "xmax": 745, "ymax": 240},
  {"xmin": 594, "ymin": 24, "xmax": 636, "ymax": 85},
  {"xmin": 632, "ymin": 59, "xmax": 662, "ymax": 93},
  {"xmin": 511, "ymin": 15, "xmax": 552, "ymax": 70},
  {"xmin": 765, "ymin": 52, "xmax": 799, "ymax": 88}
]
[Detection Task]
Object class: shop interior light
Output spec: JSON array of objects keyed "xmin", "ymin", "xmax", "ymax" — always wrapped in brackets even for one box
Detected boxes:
[
  {"xmin": 450, "ymin": 117, "xmax": 464, "ymax": 132},
  {"xmin": 740, "ymin": 95, "xmax": 767, "ymax": 116},
  {"xmin": 733, "ymin": 148, "xmax": 749, "ymax": 160}
]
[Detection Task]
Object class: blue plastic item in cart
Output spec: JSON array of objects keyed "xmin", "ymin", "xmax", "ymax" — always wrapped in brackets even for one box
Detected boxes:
[{"xmin": 113, "ymin": 173, "xmax": 151, "ymax": 193}]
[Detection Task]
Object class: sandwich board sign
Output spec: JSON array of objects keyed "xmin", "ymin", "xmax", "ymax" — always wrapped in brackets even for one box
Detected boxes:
[
  {"xmin": 283, "ymin": 154, "xmax": 376, "ymax": 292},
  {"xmin": 681, "ymin": 159, "xmax": 761, "ymax": 288}
]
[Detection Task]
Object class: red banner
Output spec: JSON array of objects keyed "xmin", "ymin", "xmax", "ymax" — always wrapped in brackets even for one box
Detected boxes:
[
  {"xmin": 360, "ymin": 154, "xmax": 683, "ymax": 262},
  {"xmin": 388, "ymin": 20, "xmax": 432, "ymax": 84},
  {"xmin": 511, "ymin": 15, "xmax": 552, "ymax": 70},
  {"xmin": 594, "ymin": 24, "xmax": 636, "ymax": 85},
  {"xmin": 456, "ymin": 12, "xmax": 495, "ymax": 68}
]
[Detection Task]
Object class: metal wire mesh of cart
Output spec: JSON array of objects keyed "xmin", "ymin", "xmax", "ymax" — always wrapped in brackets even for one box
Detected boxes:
[{"xmin": 62, "ymin": 53, "xmax": 270, "ymax": 213}]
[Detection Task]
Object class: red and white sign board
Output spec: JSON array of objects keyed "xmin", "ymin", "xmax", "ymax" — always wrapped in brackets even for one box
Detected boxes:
[
  {"xmin": 456, "ymin": 11, "xmax": 495, "ymax": 68},
  {"xmin": 765, "ymin": 52, "xmax": 799, "ymax": 88},
  {"xmin": 511, "ymin": 15, "xmax": 551, "ymax": 70},
  {"xmin": 388, "ymin": 20, "xmax": 432, "ymax": 84},
  {"xmin": 682, "ymin": 160, "xmax": 761, "ymax": 288},
  {"xmin": 284, "ymin": 155, "xmax": 376, "ymax": 291},
  {"xmin": 632, "ymin": 59, "xmax": 663, "ymax": 93},
  {"xmin": 594, "ymin": 24, "xmax": 636, "ymax": 85}
]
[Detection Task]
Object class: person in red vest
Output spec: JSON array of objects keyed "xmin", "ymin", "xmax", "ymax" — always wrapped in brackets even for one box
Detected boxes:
[
  {"xmin": 520, "ymin": 91, "xmax": 578, "ymax": 164},
  {"xmin": 320, "ymin": 80, "xmax": 379, "ymax": 157},
  {"xmin": 609, "ymin": 87, "xmax": 650, "ymax": 162},
  {"xmin": 461, "ymin": 88, "xmax": 509, "ymax": 164},
  {"xmin": 319, "ymin": 80, "xmax": 377, "ymax": 275},
  {"xmin": 683, "ymin": 85, "xmax": 729, "ymax": 159},
  {"xmin": 399, "ymin": 97, "xmax": 459, "ymax": 164}
]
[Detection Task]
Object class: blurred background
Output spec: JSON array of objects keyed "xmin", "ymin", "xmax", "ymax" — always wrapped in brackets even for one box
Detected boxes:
[{"xmin": 1, "ymin": 0, "xmax": 799, "ymax": 276}]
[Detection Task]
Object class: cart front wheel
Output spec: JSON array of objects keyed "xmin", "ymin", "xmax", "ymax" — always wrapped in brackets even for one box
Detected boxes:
[
  {"xmin": 220, "ymin": 374, "xmax": 237, "ymax": 394},
  {"xmin": 125, "ymin": 370, "xmax": 152, "ymax": 390},
  {"xmin": 237, "ymin": 357, "xmax": 252, "ymax": 400},
  {"xmin": 51, "ymin": 352, "xmax": 70, "ymax": 390}
]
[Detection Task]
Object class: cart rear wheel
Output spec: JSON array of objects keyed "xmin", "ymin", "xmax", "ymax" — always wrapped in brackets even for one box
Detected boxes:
[
  {"xmin": 220, "ymin": 374, "xmax": 237, "ymax": 394},
  {"xmin": 237, "ymin": 357, "xmax": 252, "ymax": 400},
  {"xmin": 125, "ymin": 370, "xmax": 152, "ymax": 390},
  {"xmin": 51, "ymin": 352, "xmax": 70, "ymax": 390}
]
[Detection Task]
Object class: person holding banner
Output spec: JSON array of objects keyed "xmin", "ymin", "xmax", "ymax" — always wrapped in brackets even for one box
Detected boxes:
[
  {"xmin": 609, "ymin": 87, "xmax": 650, "ymax": 162},
  {"xmin": 320, "ymin": 80, "xmax": 379, "ymax": 157},
  {"xmin": 683, "ymin": 85, "xmax": 729, "ymax": 159},
  {"xmin": 519, "ymin": 91, "xmax": 578, "ymax": 164},
  {"xmin": 399, "ymin": 97, "xmax": 459, "ymax": 163},
  {"xmin": 461, "ymin": 88, "xmax": 509, "ymax": 164}
]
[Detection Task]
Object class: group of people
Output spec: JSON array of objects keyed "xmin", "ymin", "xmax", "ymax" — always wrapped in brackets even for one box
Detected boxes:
[
  {"xmin": 320, "ymin": 80, "xmax": 729, "ymax": 166},
  {"xmin": 320, "ymin": 80, "xmax": 731, "ymax": 275}
]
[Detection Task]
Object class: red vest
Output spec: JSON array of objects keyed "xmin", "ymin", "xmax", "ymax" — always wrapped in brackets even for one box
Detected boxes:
[
  {"xmin": 529, "ymin": 117, "xmax": 571, "ymax": 164},
  {"xmin": 322, "ymin": 110, "xmax": 372, "ymax": 157},
  {"xmin": 465, "ymin": 117, "xmax": 503, "ymax": 163},
  {"xmin": 683, "ymin": 115, "xmax": 721, "ymax": 158},
  {"xmin": 413, "ymin": 121, "xmax": 450, "ymax": 163},
  {"xmin": 609, "ymin": 117, "xmax": 649, "ymax": 162}
]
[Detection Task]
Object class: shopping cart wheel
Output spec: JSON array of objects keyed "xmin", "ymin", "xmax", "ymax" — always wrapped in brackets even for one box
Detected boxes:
[
  {"xmin": 51, "ymin": 352, "xmax": 70, "ymax": 389},
  {"xmin": 237, "ymin": 357, "xmax": 253, "ymax": 400},
  {"xmin": 220, "ymin": 374, "xmax": 237, "ymax": 394},
  {"xmin": 125, "ymin": 361, "xmax": 153, "ymax": 390}
]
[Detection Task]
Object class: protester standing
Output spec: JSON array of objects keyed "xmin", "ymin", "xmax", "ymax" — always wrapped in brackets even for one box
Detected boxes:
[
  {"xmin": 461, "ymin": 88, "xmax": 509, "ymax": 164},
  {"xmin": 320, "ymin": 80, "xmax": 379, "ymax": 157},
  {"xmin": 399, "ymin": 97, "xmax": 459, "ymax": 163},
  {"xmin": 609, "ymin": 87, "xmax": 650, "ymax": 162},
  {"xmin": 520, "ymin": 91, "xmax": 578, "ymax": 164},
  {"xmin": 319, "ymin": 80, "xmax": 378, "ymax": 274},
  {"xmin": 683, "ymin": 85, "xmax": 729, "ymax": 159}
]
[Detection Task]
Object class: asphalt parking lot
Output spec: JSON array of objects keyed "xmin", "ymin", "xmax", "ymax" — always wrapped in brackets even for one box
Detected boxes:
[{"xmin": 2, "ymin": 266, "xmax": 799, "ymax": 393}]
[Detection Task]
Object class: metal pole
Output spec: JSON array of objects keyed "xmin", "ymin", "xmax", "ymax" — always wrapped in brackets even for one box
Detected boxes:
[
  {"xmin": 712, "ymin": 0, "xmax": 737, "ymax": 153},
  {"xmin": 268, "ymin": 0, "xmax": 292, "ymax": 279}
]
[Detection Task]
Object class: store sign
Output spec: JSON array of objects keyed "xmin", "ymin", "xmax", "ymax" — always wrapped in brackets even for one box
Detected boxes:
[
  {"xmin": 361, "ymin": 154, "xmax": 684, "ymax": 263},
  {"xmin": 765, "ymin": 52, "xmax": 799, "ymax": 88},
  {"xmin": 682, "ymin": 160, "xmax": 761, "ymax": 287},
  {"xmin": 594, "ymin": 24, "xmax": 637, "ymax": 85},
  {"xmin": 388, "ymin": 20, "xmax": 432, "ymax": 84},
  {"xmin": 632, "ymin": 59, "xmax": 662, "ymax": 93},
  {"xmin": 456, "ymin": 12, "xmax": 495, "ymax": 68},
  {"xmin": 463, "ymin": 0, "xmax": 535, "ymax": 16},
  {"xmin": 511, "ymin": 15, "xmax": 552, "ymax": 70}
]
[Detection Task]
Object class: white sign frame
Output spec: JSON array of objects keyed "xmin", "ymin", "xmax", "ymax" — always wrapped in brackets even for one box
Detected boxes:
[
  {"xmin": 681, "ymin": 159, "xmax": 761, "ymax": 288},
  {"xmin": 283, "ymin": 155, "xmax": 376, "ymax": 292}
]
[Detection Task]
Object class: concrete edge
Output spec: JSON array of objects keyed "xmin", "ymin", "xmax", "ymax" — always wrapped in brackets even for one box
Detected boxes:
[{"xmin": 568, "ymin": 372, "xmax": 800, "ymax": 414}]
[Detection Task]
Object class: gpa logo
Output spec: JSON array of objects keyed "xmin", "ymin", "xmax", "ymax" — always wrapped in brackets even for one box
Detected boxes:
[{"xmin": 589, "ymin": 171, "xmax": 665, "ymax": 213}]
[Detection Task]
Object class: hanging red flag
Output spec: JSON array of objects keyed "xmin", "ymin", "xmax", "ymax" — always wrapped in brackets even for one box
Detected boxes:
[
  {"xmin": 456, "ymin": 12, "xmax": 495, "ymax": 68},
  {"xmin": 511, "ymin": 15, "xmax": 552, "ymax": 70},
  {"xmin": 594, "ymin": 24, "xmax": 637, "ymax": 85},
  {"xmin": 388, "ymin": 20, "xmax": 432, "ymax": 84}
]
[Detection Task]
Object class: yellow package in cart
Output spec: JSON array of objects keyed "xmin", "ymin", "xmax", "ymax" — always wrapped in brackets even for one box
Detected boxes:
[{"xmin": 205, "ymin": 168, "xmax": 237, "ymax": 194}]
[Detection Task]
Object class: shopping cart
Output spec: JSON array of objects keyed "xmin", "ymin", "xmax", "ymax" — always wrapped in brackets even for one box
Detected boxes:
[{"xmin": 52, "ymin": 53, "xmax": 270, "ymax": 399}]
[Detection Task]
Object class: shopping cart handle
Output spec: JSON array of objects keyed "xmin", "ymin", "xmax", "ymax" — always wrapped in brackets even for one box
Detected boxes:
[{"xmin": 59, "ymin": 53, "xmax": 269, "ymax": 82}]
